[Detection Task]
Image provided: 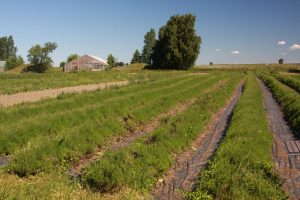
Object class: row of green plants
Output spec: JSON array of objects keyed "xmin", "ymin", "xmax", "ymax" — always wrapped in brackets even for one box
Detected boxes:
[
  {"xmin": 0, "ymin": 74, "xmax": 213, "ymax": 155},
  {"xmin": 0, "ymin": 74, "xmax": 204, "ymax": 129},
  {"xmin": 81, "ymin": 73, "xmax": 244, "ymax": 193},
  {"xmin": 186, "ymin": 74, "xmax": 286, "ymax": 200},
  {"xmin": 273, "ymin": 73, "xmax": 300, "ymax": 94},
  {"xmin": 0, "ymin": 69, "xmax": 186, "ymax": 94},
  {"xmin": 5, "ymin": 73, "xmax": 234, "ymax": 176},
  {"xmin": 259, "ymin": 73, "xmax": 300, "ymax": 131}
]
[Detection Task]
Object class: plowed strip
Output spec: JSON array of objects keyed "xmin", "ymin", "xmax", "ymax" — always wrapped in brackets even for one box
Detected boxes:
[
  {"xmin": 0, "ymin": 81, "xmax": 128, "ymax": 107},
  {"xmin": 152, "ymin": 80, "xmax": 244, "ymax": 200}
]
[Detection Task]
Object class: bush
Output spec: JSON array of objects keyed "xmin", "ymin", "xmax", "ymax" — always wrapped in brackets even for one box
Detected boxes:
[{"xmin": 5, "ymin": 56, "xmax": 24, "ymax": 70}]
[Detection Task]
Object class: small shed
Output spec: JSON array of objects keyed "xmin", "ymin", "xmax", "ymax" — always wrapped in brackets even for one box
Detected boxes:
[
  {"xmin": 64, "ymin": 54, "xmax": 108, "ymax": 72},
  {"xmin": 0, "ymin": 61, "xmax": 5, "ymax": 72}
]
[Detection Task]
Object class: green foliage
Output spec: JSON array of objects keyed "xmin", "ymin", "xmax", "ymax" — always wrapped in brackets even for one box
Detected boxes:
[
  {"xmin": 279, "ymin": 58, "xmax": 284, "ymax": 64},
  {"xmin": 152, "ymin": 14, "xmax": 201, "ymax": 70},
  {"xmin": 187, "ymin": 74, "xmax": 286, "ymax": 200},
  {"xmin": 3, "ymin": 75, "xmax": 217, "ymax": 176},
  {"xmin": 273, "ymin": 73, "xmax": 300, "ymax": 94},
  {"xmin": 0, "ymin": 35, "xmax": 17, "ymax": 61},
  {"xmin": 131, "ymin": 49, "xmax": 141, "ymax": 64},
  {"xmin": 5, "ymin": 55, "xmax": 24, "ymax": 70},
  {"xmin": 66, "ymin": 54, "xmax": 79, "ymax": 63},
  {"xmin": 259, "ymin": 73, "xmax": 300, "ymax": 131},
  {"xmin": 116, "ymin": 62, "xmax": 125, "ymax": 67},
  {"xmin": 209, "ymin": 62, "xmax": 213, "ymax": 66},
  {"xmin": 59, "ymin": 61, "xmax": 66, "ymax": 68},
  {"xmin": 27, "ymin": 42, "xmax": 58, "ymax": 73},
  {"xmin": 82, "ymin": 73, "xmax": 243, "ymax": 192},
  {"xmin": 107, "ymin": 54, "xmax": 117, "ymax": 69},
  {"xmin": 141, "ymin": 29, "xmax": 156, "ymax": 65}
]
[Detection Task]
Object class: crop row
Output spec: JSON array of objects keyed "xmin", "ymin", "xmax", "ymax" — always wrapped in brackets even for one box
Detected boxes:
[
  {"xmin": 81, "ymin": 73, "xmax": 244, "ymax": 193},
  {"xmin": 186, "ymin": 74, "xmax": 286, "ymax": 200},
  {"xmin": 0, "ymin": 69, "xmax": 186, "ymax": 95},
  {"xmin": 273, "ymin": 73, "xmax": 300, "ymax": 94},
  {"xmin": 5, "ymin": 73, "xmax": 237, "ymax": 176},
  {"xmin": 259, "ymin": 73, "xmax": 300, "ymax": 131}
]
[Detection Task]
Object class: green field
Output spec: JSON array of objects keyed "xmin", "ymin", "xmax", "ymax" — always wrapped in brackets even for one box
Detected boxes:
[{"xmin": 0, "ymin": 66, "xmax": 299, "ymax": 199}]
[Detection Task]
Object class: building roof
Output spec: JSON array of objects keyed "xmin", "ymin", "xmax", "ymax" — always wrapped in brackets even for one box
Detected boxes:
[{"xmin": 86, "ymin": 54, "xmax": 108, "ymax": 65}]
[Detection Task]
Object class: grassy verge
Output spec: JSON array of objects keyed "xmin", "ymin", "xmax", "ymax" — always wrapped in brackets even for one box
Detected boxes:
[
  {"xmin": 82, "ymin": 73, "xmax": 244, "ymax": 194},
  {"xmin": 273, "ymin": 73, "xmax": 300, "ymax": 94},
  {"xmin": 259, "ymin": 73, "xmax": 300, "ymax": 131},
  {"xmin": 186, "ymin": 74, "xmax": 286, "ymax": 200}
]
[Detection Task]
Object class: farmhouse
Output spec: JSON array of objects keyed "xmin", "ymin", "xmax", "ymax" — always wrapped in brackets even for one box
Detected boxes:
[
  {"xmin": 64, "ymin": 54, "xmax": 108, "ymax": 72},
  {"xmin": 0, "ymin": 61, "xmax": 5, "ymax": 72}
]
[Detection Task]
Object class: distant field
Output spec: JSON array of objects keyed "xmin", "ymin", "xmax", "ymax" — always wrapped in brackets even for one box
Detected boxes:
[{"xmin": 0, "ymin": 65, "xmax": 191, "ymax": 95}]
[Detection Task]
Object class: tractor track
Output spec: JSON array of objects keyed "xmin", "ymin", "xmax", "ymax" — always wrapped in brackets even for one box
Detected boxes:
[
  {"xmin": 258, "ymin": 78, "xmax": 300, "ymax": 200},
  {"xmin": 152, "ymin": 80, "xmax": 244, "ymax": 200}
]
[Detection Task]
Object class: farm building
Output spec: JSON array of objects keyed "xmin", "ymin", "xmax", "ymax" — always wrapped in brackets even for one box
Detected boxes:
[
  {"xmin": 0, "ymin": 61, "xmax": 5, "ymax": 72},
  {"xmin": 64, "ymin": 54, "xmax": 108, "ymax": 72}
]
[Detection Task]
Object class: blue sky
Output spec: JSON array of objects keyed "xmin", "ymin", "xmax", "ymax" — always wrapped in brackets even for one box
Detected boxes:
[{"xmin": 0, "ymin": 0, "xmax": 300, "ymax": 65}]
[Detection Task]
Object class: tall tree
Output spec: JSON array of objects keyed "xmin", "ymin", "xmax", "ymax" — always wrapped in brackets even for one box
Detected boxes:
[
  {"xmin": 279, "ymin": 58, "xmax": 284, "ymax": 64},
  {"xmin": 141, "ymin": 29, "xmax": 156, "ymax": 65},
  {"xmin": 67, "ymin": 54, "xmax": 79, "ymax": 63},
  {"xmin": 107, "ymin": 54, "xmax": 117, "ymax": 69},
  {"xmin": 27, "ymin": 42, "xmax": 57, "ymax": 73},
  {"xmin": 131, "ymin": 49, "xmax": 141, "ymax": 64},
  {"xmin": 152, "ymin": 14, "xmax": 201, "ymax": 70},
  {"xmin": 0, "ymin": 36, "xmax": 17, "ymax": 61}
]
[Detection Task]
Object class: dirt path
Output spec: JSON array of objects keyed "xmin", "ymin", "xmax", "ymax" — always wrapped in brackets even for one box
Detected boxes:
[
  {"xmin": 0, "ymin": 81, "xmax": 129, "ymax": 108},
  {"xmin": 258, "ymin": 79, "xmax": 300, "ymax": 200},
  {"xmin": 152, "ymin": 81, "xmax": 244, "ymax": 200}
]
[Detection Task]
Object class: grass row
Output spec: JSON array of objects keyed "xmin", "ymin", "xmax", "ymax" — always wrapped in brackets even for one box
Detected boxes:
[
  {"xmin": 186, "ymin": 74, "xmax": 286, "ymax": 200},
  {"xmin": 0, "ymin": 74, "xmax": 210, "ymax": 154},
  {"xmin": 0, "ymin": 68, "xmax": 188, "ymax": 95},
  {"xmin": 81, "ymin": 73, "xmax": 244, "ymax": 194},
  {"xmin": 0, "ymin": 74, "xmax": 199, "ymax": 126},
  {"xmin": 259, "ymin": 73, "xmax": 300, "ymax": 131},
  {"xmin": 6, "ymin": 74, "xmax": 234, "ymax": 176},
  {"xmin": 273, "ymin": 73, "xmax": 300, "ymax": 94}
]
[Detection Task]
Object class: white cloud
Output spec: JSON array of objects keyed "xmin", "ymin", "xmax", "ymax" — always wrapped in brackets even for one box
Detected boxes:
[
  {"xmin": 232, "ymin": 50, "xmax": 240, "ymax": 54},
  {"xmin": 215, "ymin": 48, "xmax": 221, "ymax": 52},
  {"xmin": 290, "ymin": 44, "xmax": 300, "ymax": 50},
  {"xmin": 278, "ymin": 41, "xmax": 286, "ymax": 45},
  {"xmin": 281, "ymin": 52, "xmax": 287, "ymax": 56}
]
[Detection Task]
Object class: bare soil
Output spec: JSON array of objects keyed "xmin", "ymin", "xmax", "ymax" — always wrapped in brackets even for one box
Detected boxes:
[
  {"xmin": 0, "ymin": 81, "xmax": 129, "ymax": 107},
  {"xmin": 152, "ymin": 80, "xmax": 244, "ymax": 200},
  {"xmin": 258, "ymin": 79, "xmax": 300, "ymax": 200}
]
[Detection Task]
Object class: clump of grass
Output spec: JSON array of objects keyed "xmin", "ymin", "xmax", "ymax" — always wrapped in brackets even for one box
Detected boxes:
[{"xmin": 186, "ymin": 74, "xmax": 286, "ymax": 200}]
